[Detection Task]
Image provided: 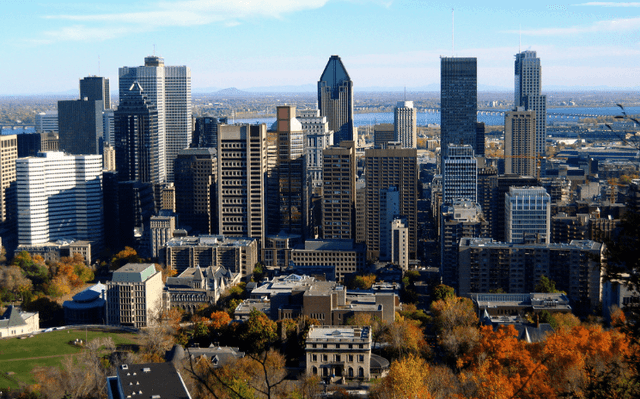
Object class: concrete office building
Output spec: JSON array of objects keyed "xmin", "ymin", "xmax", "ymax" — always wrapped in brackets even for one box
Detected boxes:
[
  {"xmin": 379, "ymin": 186, "xmax": 400, "ymax": 261},
  {"xmin": 505, "ymin": 186, "xmax": 551, "ymax": 244},
  {"xmin": 217, "ymin": 124, "xmax": 267, "ymax": 246},
  {"xmin": 17, "ymin": 152, "xmax": 103, "ymax": 255},
  {"xmin": 442, "ymin": 144, "xmax": 477, "ymax": 203},
  {"xmin": 161, "ymin": 235, "xmax": 258, "ymax": 277},
  {"xmin": 322, "ymin": 141, "xmax": 356, "ymax": 240},
  {"xmin": 35, "ymin": 111, "xmax": 58, "ymax": 133},
  {"xmin": 515, "ymin": 50, "xmax": 547, "ymax": 157},
  {"xmin": 114, "ymin": 82, "xmax": 162, "ymax": 183},
  {"xmin": 394, "ymin": 101, "xmax": 417, "ymax": 148},
  {"xmin": 119, "ymin": 56, "xmax": 191, "ymax": 182},
  {"xmin": 150, "ymin": 212, "xmax": 176, "ymax": 258},
  {"xmin": 174, "ymin": 148, "xmax": 216, "ymax": 235},
  {"xmin": 291, "ymin": 239, "xmax": 366, "ymax": 281},
  {"xmin": 365, "ymin": 144, "xmax": 418, "ymax": 260},
  {"xmin": 318, "ymin": 55, "xmax": 354, "ymax": 144},
  {"xmin": 106, "ymin": 263, "xmax": 164, "ymax": 328},
  {"xmin": 58, "ymin": 98, "xmax": 104, "ymax": 155},
  {"xmin": 440, "ymin": 200, "xmax": 488, "ymax": 291},
  {"xmin": 440, "ymin": 57, "xmax": 477, "ymax": 159},
  {"xmin": 297, "ymin": 109, "xmax": 333, "ymax": 189},
  {"xmin": 391, "ymin": 217, "xmax": 409, "ymax": 271},
  {"xmin": 505, "ymin": 108, "xmax": 536, "ymax": 177}
]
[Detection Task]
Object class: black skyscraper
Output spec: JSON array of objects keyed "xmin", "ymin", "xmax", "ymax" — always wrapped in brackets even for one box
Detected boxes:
[
  {"xmin": 114, "ymin": 82, "xmax": 160, "ymax": 183},
  {"xmin": 80, "ymin": 76, "xmax": 110, "ymax": 110},
  {"xmin": 318, "ymin": 55, "xmax": 354, "ymax": 144},
  {"xmin": 440, "ymin": 57, "xmax": 477, "ymax": 159}
]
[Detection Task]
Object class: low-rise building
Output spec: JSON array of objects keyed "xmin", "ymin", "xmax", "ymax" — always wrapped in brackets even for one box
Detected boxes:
[
  {"xmin": 290, "ymin": 239, "xmax": 366, "ymax": 281},
  {"xmin": 105, "ymin": 263, "xmax": 163, "ymax": 328},
  {"xmin": 306, "ymin": 325, "xmax": 372, "ymax": 383},
  {"xmin": 63, "ymin": 282, "xmax": 107, "ymax": 325},
  {"xmin": 107, "ymin": 363, "xmax": 191, "ymax": 399},
  {"xmin": 164, "ymin": 265, "xmax": 240, "ymax": 313},
  {"xmin": 470, "ymin": 292, "xmax": 572, "ymax": 318},
  {"xmin": 15, "ymin": 240, "xmax": 91, "ymax": 265},
  {"xmin": 161, "ymin": 235, "xmax": 258, "ymax": 277},
  {"xmin": 0, "ymin": 306, "xmax": 39, "ymax": 338}
]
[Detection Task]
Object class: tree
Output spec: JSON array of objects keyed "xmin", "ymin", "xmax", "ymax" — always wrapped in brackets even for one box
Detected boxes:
[
  {"xmin": 110, "ymin": 246, "xmax": 140, "ymax": 270},
  {"xmin": 0, "ymin": 266, "xmax": 33, "ymax": 299},
  {"xmin": 371, "ymin": 354, "xmax": 434, "ymax": 399},
  {"xmin": 379, "ymin": 314, "xmax": 427, "ymax": 360},
  {"xmin": 535, "ymin": 275, "xmax": 562, "ymax": 293},
  {"xmin": 432, "ymin": 284, "xmax": 455, "ymax": 302},
  {"xmin": 431, "ymin": 295, "xmax": 479, "ymax": 364},
  {"xmin": 352, "ymin": 274, "xmax": 376, "ymax": 290},
  {"xmin": 239, "ymin": 309, "xmax": 278, "ymax": 355}
]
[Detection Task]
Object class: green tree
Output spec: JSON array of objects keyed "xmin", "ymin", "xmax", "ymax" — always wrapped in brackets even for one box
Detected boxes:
[
  {"xmin": 535, "ymin": 275, "xmax": 561, "ymax": 293},
  {"xmin": 432, "ymin": 284, "xmax": 455, "ymax": 302},
  {"xmin": 240, "ymin": 309, "xmax": 278, "ymax": 354}
]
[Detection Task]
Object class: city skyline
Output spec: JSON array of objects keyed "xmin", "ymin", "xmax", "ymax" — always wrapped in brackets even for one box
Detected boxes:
[{"xmin": 3, "ymin": 1, "xmax": 640, "ymax": 95}]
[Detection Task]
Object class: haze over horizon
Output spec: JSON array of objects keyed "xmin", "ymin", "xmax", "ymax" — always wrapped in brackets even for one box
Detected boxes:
[{"xmin": 3, "ymin": 0, "xmax": 640, "ymax": 96}]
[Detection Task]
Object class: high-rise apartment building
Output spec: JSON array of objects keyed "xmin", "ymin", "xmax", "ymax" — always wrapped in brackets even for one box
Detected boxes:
[
  {"xmin": 391, "ymin": 217, "xmax": 409, "ymax": 271},
  {"xmin": 275, "ymin": 106, "xmax": 306, "ymax": 237},
  {"xmin": 0, "ymin": 135, "xmax": 17, "ymax": 223},
  {"xmin": 505, "ymin": 108, "xmax": 536, "ymax": 177},
  {"xmin": 318, "ymin": 55, "xmax": 354, "ymax": 144},
  {"xmin": 365, "ymin": 144, "xmax": 418, "ymax": 260},
  {"xmin": 58, "ymin": 98, "xmax": 104, "ymax": 155},
  {"xmin": 515, "ymin": 50, "xmax": 547, "ymax": 157},
  {"xmin": 16, "ymin": 152, "xmax": 103, "ymax": 253},
  {"xmin": 119, "ymin": 56, "xmax": 191, "ymax": 182},
  {"xmin": 217, "ymin": 124, "xmax": 267, "ymax": 246},
  {"xmin": 505, "ymin": 186, "xmax": 551, "ymax": 244},
  {"xmin": 442, "ymin": 144, "xmax": 477, "ymax": 203},
  {"xmin": 80, "ymin": 76, "xmax": 110, "ymax": 109},
  {"xmin": 440, "ymin": 57, "xmax": 477, "ymax": 159},
  {"xmin": 297, "ymin": 109, "xmax": 333, "ymax": 189},
  {"xmin": 174, "ymin": 148, "xmax": 216, "ymax": 235},
  {"xmin": 374, "ymin": 124, "xmax": 395, "ymax": 149},
  {"xmin": 322, "ymin": 141, "xmax": 356, "ymax": 240},
  {"xmin": 394, "ymin": 101, "xmax": 417, "ymax": 148},
  {"xmin": 114, "ymin": 82, "xmax": 162, "ymax": 183},
  {"xmin": 379, "ymin": 186, "xmax": 400, "ymax": 261}
]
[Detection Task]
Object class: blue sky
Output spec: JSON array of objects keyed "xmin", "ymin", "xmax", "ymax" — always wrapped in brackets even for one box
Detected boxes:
[{"xmin": 2, "ymin": 0, "xmax": 640, "ymax": 95}]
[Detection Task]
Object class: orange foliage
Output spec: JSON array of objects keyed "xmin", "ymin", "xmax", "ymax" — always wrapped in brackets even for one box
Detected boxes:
[
  {"xmin": 373, "ymin": 354, "xmax": 435, "ymax": 399},
  {"xmin": 210, "ymin": 311, "xmax": 232, "ymax": 330}
]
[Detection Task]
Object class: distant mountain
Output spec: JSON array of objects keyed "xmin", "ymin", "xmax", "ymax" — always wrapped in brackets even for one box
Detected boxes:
[{"xmin": 214, "ymin": 87, "xmax": 252, "ymax": 96}]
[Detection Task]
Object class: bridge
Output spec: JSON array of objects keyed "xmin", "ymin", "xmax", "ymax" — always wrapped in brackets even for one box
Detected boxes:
[{"xmin": 418, "ymin": 108, "xmax": 609, "ymax": 119}]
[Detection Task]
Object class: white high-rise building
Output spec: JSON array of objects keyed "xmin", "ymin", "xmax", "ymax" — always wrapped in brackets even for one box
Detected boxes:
[
  {"xmin": 119, "ymin": 56, "xmax": 191, "ymax": 182},
  {"xmin": 16, "ymin": 152, "xmax": 103, "ymax": 253},
  {"xmin": 297, "ymin": 109, "xmax": 334, "ymax": 188},
  {"xmin": 442, "ymin": 144, "xmax": 477, "ymax": 203},
  {"xmin": 391, "ymin": 217, "xmax": 409, "ymax": 271},
  {"xmin": 515, "ymin": 50, "xmax": 547, "ymax": 158},
  {"xmin": 505, "ymin": 186, "xmax": 551, "ymax": 244},
  {"xmin": 35, "ymin": 111, "xmax": 58, "ymax": 133},
  {"xmin": 394, "ymin": 101, "xmax": 417, "ymax": 148}
]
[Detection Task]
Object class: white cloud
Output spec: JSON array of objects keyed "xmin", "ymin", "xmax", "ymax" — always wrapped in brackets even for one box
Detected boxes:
[
  {"xmin": 39, "ymin": 0, "xmax": 333, "ymax": 42},
  {"xmin": 509, "ymin": 16, "xmax": 640, "ymax": 36},
  {"xmin": 575, "ymin": 2, "xmax": 640, "ymax": 6}
]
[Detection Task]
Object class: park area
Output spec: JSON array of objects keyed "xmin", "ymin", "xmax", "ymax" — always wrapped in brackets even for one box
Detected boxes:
[{"xmin": 0, "ymin": 328, "xmax": 140, "ymax": 390}]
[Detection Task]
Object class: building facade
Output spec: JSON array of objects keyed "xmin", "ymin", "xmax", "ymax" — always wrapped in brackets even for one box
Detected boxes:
[
  {"xmin": 322, "ymin": 141, "xmax": 356, "ymax": 240},
  {"xmin": 119, "ymin": 56, "xmax": 192, "ymax": 182},
  {"xmin": 297, "ymin": 109, "xmax": 333, "ymax": 189},
  {"xmin": 106, "ymin": 263, "xmax": 164, "ymax": 328},
  {"xmin": 80, "ymin": 76, "xmax": 111, "ymax": 109},
  {"xmin": 394, "ymin": 101, "xmax": 417, "ymax": 148},
  {"xmin": 442, "ymin": 144, "xmax": 477, "ymax": 203},
  {"xmin": 318, "ymin": 55, "xmax": 354, "ymax": 144},
  {"xmin": 58, "ymin": 98, "xmax": 104, "ymax": 155},
  {"xmin": 505, "ymin": 186, "xmax": 551, "ymax": 244},
  {"xmin": 440, "ymin": 57, "xmax": 477, "ymax": 159},
  {"xmin": 174, "ymin": 148, "xmax": 216, "ymax": 235},
  {"xmin": 217, "ymin": 124, "xmax": 267, "ymax": 246},
  {"xmin": 365, "ymin": 144, "xmax": 418, "ymax": 260},
  {"xmin": 306, "ymin": 325, "xmax": 372, "ymax": 382},
  {"xmin": 16, "ymin": 152, "xmax": 103, "ymax": 254},
  {"xmin": 505, "ymin": 108, "xmax": 536, "ymax": 177},
  {"xmin": 515, "ymin": 50, "xmax": 547, "ymax": 157}
]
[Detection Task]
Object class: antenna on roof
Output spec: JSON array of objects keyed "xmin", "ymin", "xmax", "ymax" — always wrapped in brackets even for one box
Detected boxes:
[
  {"xmin": 519, "ymin": 24, "xmax": 521, "ymax": 53},
  {"xmin": 452, "ymin": 8, "xmax": 455, "ymax": 56}
]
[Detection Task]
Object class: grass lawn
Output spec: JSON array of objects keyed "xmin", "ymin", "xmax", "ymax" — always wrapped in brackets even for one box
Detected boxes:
[{"xmin": 0, "ymin": 328, "xmax": 141, "ymax": 390}]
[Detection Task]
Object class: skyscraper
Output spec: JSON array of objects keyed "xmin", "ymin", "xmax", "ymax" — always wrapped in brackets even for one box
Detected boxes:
[
  {"xmin": 119, "ymin": 56, "xmax": 191, "ymax": 182},
  {"xmin": 394, "ymin": 101, "xmax": 417, "ymax": 148},
  {"xmin": 442, "ymin": 144, "xmax": 477, "ymax": 203},
  {"xmin": 440, "ymin": 57, "xmax": 477, "ymax": 159},
  {"xmin": 365, "ymin": 144, "xmax": 418, "ymax": 260},
  {"xmin": 174, "ymin": 148, "xmax": 217, "ymax": 235},
  {"xmin": 17, "ymin": 152, "xmax": 103, "ymax": 253},
  {"xmin": 58, "ymin": 98, "xmax": 104, "ymax": 155},
  {"xmin": 322, "ymin": 141, "xmax": 356, "ymax": 240},
  {"xmin": 505, "ymin": 108, "xmax": 536, "ymax": 177},
  {"xmin": 114, "ymin": 82, "xmax": 162, "ymax": 183},
  {"xmin": 297, "ymin": 109, "xmax": 333, "ymax": 189},
  {"xmin": 217, "ymin": 124, "xmax": 267, "ymax": 246},
  {"xmin": 515, "ymin": 50, "xmax": 547, "ymax": 157},
  {"xmin": 80, "ymin": 76, "xmax": 110, "ymax": 110},
  {"xmin": 318, "ymin": 55, "xmax": 354, "ymax": 144}
]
